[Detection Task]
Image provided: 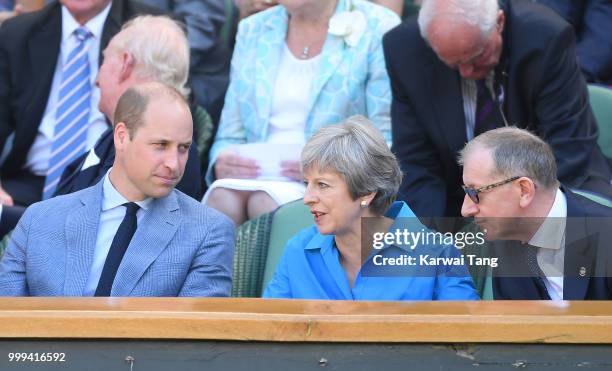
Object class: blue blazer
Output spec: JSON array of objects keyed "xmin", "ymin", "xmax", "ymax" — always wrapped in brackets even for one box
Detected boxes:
[
  {"xmin": 263, "ymin": 202, "xmax": 479, "ymax": 300},
  {"xmin": 0, "ymin": 179, "xmax": 235, "ymax": 297},
  {"xmin": 208, "ymin": 0, "xmax": 400, "ymax": 182}
]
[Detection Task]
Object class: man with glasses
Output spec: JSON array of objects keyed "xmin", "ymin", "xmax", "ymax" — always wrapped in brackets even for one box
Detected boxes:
[
  {"xmin": 383, "ymin": 0, "xmax": 612, "ymax": 220},
  {"xmin": 459, "ymin": 127, "xmax": 612, "ymax": 300}
]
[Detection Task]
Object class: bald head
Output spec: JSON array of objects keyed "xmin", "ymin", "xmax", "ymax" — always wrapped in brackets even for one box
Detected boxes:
[{"xmin": 418, "ymin": 0, "xmax": 504, "ymax": 80}]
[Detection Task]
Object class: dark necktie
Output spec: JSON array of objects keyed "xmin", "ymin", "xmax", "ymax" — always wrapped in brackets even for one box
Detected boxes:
[
  {"xmin": 474, "ymin": 79, "xmax": 504, "ymax": 137},
  {"xmin": 95, "ymin": 202, "xmax": 140, "ymax": 296},
  {"xmin": 525, "ymin": 244, "xmax": 551, "ymax": 300}
]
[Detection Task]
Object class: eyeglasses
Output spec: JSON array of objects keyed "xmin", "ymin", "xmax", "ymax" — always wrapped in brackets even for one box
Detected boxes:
[{"xmin": 462, "ymin": 176, "xmax": 520, "ymax": 204}]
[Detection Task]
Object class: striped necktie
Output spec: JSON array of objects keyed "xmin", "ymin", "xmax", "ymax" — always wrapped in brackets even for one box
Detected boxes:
[{"xmin": 43, "ymin": 27, "xmax": 93, "ymax": 199}]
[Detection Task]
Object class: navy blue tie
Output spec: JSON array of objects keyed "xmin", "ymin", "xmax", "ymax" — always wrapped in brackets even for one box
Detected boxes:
[
  {"xmin": 525, "ymin": 244, "xmax": 551, "ymax": 300},
  {"xmin": 95, "ymin": 202, "xmax": 140, "ymax": 296}
]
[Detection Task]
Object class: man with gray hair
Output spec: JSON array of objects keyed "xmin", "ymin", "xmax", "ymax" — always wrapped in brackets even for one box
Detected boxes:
[
  {"xmin": 460, "ymin": 126, "xmax": 612, "ymax": 300},
  {"xmin": 383, "ymin": 0, "xmax": 612, "ymax": 220}
]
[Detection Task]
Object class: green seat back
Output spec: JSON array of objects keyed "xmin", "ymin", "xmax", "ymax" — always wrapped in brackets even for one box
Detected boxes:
[
  {"xmin": 232, "ymin": 213, "xmax": 274, "ymax": 297},
  {"xmin": 261, "ymin": 200, "xmax": 313, "ymax": 293},
  {"xmin": 192, "ymin": 105, "xmax": 215, "ymax": 175},
  {"xmin": 588, "ymin": 84, "xmax": 612, "ymax": 159}
]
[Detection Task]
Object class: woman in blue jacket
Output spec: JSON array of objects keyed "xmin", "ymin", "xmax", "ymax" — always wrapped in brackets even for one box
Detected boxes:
[{"xmin": 204, "ymin": 0, "xmax": 400, "ymax": 226}]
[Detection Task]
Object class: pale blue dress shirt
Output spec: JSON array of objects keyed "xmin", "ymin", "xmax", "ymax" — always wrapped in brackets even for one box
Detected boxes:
[
  {"xmin": 83, "ymin": 170, "xmax": 152, "ymax": 296},
  {"xmin": 263, "ymin": 201, "xmax": 479, "ymax": 300}
]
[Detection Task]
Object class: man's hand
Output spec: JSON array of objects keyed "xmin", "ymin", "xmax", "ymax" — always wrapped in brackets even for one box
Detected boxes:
[
  {"xmin": 280, "ymin": 160, "xmax": 302, "ymax": 182},
  {"xmin": 0, "ymin": 185, "xmax": 14, "ymax": 206},
  {"xmin": 214, "ymin": 151, "xmax": 260, "ymax": 179}
]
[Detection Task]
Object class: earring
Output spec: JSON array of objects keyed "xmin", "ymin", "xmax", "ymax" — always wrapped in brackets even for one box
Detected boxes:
[{"xmin": 360, "ymin": 200, "xmax": 368, "ymax": 208}]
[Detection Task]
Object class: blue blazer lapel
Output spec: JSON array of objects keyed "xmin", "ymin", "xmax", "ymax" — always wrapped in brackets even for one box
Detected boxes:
[
  {"xmin": 63, "ymin": 181, "xmax": 103, "ymax": 296},
  {"xmin": 111, "ymin": 191, "xmax": 180, "ymax": 296},
  {"xmin": 305, "ymin": 35, "xmax": 345, "ymax": 123},
  {"xmin": 255, "ymin": 10, "xmax": 287, "ymax": 127}
]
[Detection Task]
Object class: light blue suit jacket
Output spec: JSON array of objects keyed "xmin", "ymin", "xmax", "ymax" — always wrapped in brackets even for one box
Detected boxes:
[
  {"xmin": 0, "ymin": 180, "xmax": 235, "ymax": 297},
  {"xmin": 207, "ymin": 0, "xmax": 400, "ymax": 182}
]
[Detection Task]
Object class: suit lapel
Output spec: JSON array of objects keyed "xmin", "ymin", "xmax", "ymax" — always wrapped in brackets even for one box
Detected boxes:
[
  {"xmin": 563, "ymin": 190, "xmax": 595, "ymax": 300},
  {"xmin": 430, "ymin": 61, "xmax": 467, "ymax": 155},
  {"xmin": 111, "ymin": 191, "xmax": 180, "ymax": 296},
  {"xmin": 255, "ymin": 10, "xmax": 287, "ymax": 128},
  {"xmin": 63, "ymin": 182, "xmax": 103, "ymax": 295},
  {"xmin": 23, "ymin": 4, "xmax": 62, "ymax": 155},
  {"xmin": 99, "ymin": 0, "xmax": 123, "ymax": 63}
]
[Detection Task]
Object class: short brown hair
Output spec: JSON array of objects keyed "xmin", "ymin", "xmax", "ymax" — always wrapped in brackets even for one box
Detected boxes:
[{"xmin": 113, "ymin": 82, "xmax": 188, "ymax": 138}]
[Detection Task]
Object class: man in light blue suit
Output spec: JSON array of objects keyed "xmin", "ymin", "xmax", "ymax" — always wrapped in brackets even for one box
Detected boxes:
[{"xmin": 0, "ymin": 82, "xmax": 235, "ymax": 297}]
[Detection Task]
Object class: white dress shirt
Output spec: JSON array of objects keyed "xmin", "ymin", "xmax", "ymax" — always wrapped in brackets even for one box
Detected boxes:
[
  {"xmin": 83, "ymin": 170, "xmax": 152, "ymax": 296},
  {"xmin": 25, "ymin": 4, "xmax": 111, "ymax": 176},
  {"xmin": 528, "ymin": 188, "xmax": 567, "ymax": 300}
]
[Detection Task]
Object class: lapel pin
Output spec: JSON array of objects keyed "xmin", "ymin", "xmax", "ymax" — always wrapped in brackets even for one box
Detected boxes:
[{"xmin": 579, "ymin": 267, "xmax": 586, "ymax": 277}]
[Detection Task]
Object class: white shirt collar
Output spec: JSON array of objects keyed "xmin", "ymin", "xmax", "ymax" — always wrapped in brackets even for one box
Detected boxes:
[
  {"xmin": 528, "ymin": 188, "xmax": 567, "ymax": 250},
  {"xmin": 61, "ymin": 2, "xmax": 112, "ymax": 44},
  {"xmin": 102, "ymin": 169, "xmax": 153, "ymax": 212}
]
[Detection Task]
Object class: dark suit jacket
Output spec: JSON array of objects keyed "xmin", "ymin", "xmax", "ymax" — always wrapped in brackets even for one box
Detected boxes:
[
  {"xmin": 492, "ymin": 188, "xmax": 612, "ymax": 300},
  {"xmin": 383, "ymin": 0, "xmax": 611, "ymax": 218},
  {"xmin": 537, "ymin": 0, "xmax": 612, "ymax": 84},
  {"xmin": 0, "ymin": 0, "xmax": 160, "ymax": 180}
]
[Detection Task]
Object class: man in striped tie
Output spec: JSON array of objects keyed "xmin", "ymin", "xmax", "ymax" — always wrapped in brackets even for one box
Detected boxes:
[{"xmin": 0, "ymin": 0, "xmax": 159, "ymax": 236}]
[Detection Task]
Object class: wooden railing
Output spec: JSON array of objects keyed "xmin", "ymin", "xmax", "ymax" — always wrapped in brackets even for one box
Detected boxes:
[{"xmin": 1, "ymin": 298, "xmax": 612, "ymax": 343}]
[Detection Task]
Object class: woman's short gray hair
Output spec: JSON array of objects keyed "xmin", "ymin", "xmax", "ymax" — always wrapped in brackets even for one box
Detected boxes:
[
  {"xmin": 111, "ymin": 15, "xmax": 190, "ymax": 98},
  {"xmin": 458, "ymin": 127, "xmax": 558, "ymax": 189},
  {"xmin": 418, "ymin": 0, "xmax": 499, "ymax": 42},
  {"xmin": 301, "ymin": 115, "xmax": 403, "ymax": 216}
]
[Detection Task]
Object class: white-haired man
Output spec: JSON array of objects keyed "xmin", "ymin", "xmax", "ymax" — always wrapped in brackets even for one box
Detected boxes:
[
  {"xmin": 383, "ymin": 0, "xmax": 611, "ymax": 220},
  {"xmin": 0, "ymin": 0, "xmax": 161, "ymax": 236},
  {"xmin": 55, "ymin": 15, "xmax": 203, "ymax": 201}
]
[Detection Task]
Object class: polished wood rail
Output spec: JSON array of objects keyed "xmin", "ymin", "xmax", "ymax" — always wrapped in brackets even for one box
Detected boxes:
[{"xmin": 0, "ymin": 298, "xmax": 611, "ymax": 343}]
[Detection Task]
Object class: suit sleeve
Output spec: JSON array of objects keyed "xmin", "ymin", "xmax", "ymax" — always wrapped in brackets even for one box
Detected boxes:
[
  {"xmin": 537, "ymin": 0, "xmax": 612, "ymax": 83},
  {"xmin": 179, "ymin": 209, "xmax": 235, "ymax": 297},
  {"xmin": 575, "ymin": 0, "xmax": 612, "ymax": 83},
  {"xmin": 0, "ymin": 204, "xmax": 32, "ymax": 296},
  {"xmin": 0, "ymin": 22, "xmax": 14, "ymax": 162},
  {"xmin": 173, "ymin": 0, "xmax": 225, "ymax": 56},
  {"xmin": 533, "ymin": 25, "xmax": 602, "ymax": 186},
  {"xmin": 383, "ymin": 32, "xmax": 449, "ymax": 218}
]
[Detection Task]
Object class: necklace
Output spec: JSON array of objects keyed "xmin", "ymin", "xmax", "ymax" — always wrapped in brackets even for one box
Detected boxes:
[{"xmin": 300, "ymin": 46, "xmax": 310, "ymax": 59}]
